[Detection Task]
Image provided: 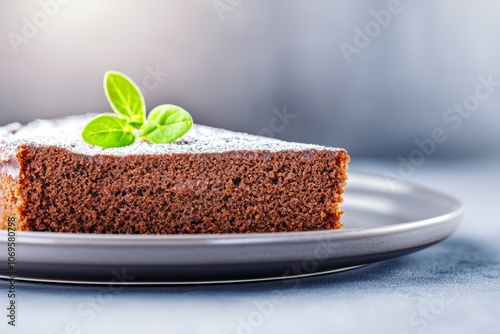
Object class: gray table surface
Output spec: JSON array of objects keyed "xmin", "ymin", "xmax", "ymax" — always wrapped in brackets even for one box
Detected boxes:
[{"xmin": 1, "ymin": 158, "xmax": 499, "ymax": 334}]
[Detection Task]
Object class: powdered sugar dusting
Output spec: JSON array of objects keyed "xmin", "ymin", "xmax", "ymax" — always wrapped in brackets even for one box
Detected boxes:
[{"xmin": 0, "ymin": 114, "xmax": 341, "ymax": 156}]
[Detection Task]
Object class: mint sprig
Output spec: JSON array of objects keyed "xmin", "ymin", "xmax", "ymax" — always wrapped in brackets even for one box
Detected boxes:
[
  {"xmin": 104, "ymin": 71, "xmax": 146, "ymax": 129},
  {"xmin": 82, "ymin": 115, "xmax": 136, "ymax": 148},
  {"xmin": 141, "ymin": 105, "xmax": 193, "ymax": 144},
  {"xmin": 82, "ymin": 71, "xmax": 193, "ymax": 148}
]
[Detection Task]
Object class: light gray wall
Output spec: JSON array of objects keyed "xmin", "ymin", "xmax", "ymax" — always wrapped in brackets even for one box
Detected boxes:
[{"xmin": 1, "ymin": 0, "xmax": 499, "ymax": 158}]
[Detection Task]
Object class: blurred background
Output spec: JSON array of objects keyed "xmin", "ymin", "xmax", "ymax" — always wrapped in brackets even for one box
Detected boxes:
[
  {"xmin": 0, "ymin": 0, "xmax": 499, "ymax": 159},
  {"xmin": 1, "ymin": 3, "xmax": 500, "ymax": 334}
]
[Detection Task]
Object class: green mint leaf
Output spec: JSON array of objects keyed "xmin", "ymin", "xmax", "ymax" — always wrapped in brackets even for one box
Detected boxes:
[
  {"xmin": 82, "ymin": 114, "xmax": 136, "ymax": 148},
  {"xmin": 104, "ymin": 71, "xmax": 146, "ymax": 129},
  {"xmin": 141, "ymin": 104, "xmax": 193, "ymax": 144}
]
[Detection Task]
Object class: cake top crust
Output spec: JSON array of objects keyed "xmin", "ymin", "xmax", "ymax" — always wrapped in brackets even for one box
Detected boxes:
[{"xmin": 0, "ymin": 114, "xmax": 343, "ymax": 158}]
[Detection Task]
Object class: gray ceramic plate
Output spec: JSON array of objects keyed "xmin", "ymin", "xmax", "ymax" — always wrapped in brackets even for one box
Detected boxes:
[{"xmin": 0, "ymin": 172, "xmax": 462, "ymax": 285}]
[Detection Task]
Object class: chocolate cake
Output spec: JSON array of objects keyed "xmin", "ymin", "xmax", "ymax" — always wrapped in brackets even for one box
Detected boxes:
[{"xmin": 0, "ymin": 115, "xmax": 349, "ymax": 234}]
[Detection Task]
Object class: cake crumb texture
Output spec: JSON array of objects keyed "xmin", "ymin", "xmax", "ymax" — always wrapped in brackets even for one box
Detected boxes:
[
  {"xmin": 17, "ymin": 146, "xmax": 348, "ymax": 233},
  {"xmin": 0, "ymin": 115, "xmax": 349, "ymax": 234}
]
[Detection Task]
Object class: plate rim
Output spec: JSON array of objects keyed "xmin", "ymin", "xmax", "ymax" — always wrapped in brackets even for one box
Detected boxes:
[{"xmin": 0, "ymin": 170, "xmax": 463, "ymax": 284}]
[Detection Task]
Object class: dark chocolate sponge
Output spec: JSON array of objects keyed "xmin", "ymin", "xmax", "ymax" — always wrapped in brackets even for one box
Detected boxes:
[{"xmin": 0, "ymin": 115, "xmax": 349, "ymax": 234}]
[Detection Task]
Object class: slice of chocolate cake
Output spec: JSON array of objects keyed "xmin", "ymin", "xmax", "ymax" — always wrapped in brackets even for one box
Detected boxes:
[{"xmin": 0, "ymin": 115, "xmax": 349, "ymax": 234}]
